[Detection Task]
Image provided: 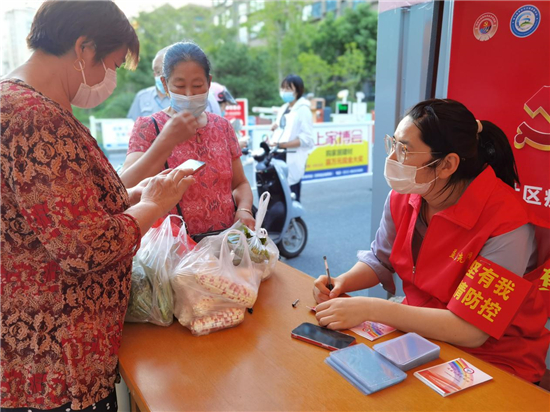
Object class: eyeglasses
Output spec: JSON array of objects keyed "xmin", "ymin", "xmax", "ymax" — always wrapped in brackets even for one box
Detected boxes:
[{"xmin": 384, "ymin": 134, "xmax": 441, "ymax": 164}]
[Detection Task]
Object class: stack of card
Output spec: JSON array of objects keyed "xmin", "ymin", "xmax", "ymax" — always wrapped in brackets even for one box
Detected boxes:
[
  {"xmin": 373, "ymin": 332, "xmax": 440, "ymax": 371},
  {"xmin": 325, "ymin": 343, "xmax": 407, "ymax": 395}
]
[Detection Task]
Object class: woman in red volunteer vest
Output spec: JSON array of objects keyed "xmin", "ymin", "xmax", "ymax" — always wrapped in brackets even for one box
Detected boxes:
[{"xmin": 313, "ymin": 99, "xmax": 549, "ymax": 383}]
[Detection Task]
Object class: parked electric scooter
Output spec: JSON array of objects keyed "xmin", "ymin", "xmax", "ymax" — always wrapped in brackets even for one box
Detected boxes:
[{"xmin": 245, "ymin": 141, "xmax": 308, "ymax": 258}]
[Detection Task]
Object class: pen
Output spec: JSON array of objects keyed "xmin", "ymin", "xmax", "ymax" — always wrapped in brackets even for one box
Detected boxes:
[{"xmin": 324, "ymin": 255, "xmax": 334, "ymax": 291}]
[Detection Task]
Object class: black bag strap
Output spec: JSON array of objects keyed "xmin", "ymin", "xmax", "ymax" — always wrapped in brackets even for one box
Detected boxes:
[{"xmin": 151, "ymin": 116, "xmax": 185, "ymax": 219}]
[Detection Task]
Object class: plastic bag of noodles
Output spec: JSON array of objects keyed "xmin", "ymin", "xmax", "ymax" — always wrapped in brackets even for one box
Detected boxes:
[{"xmin": 171, "ymin": 230, "xmax": 259, "ymax": 335}]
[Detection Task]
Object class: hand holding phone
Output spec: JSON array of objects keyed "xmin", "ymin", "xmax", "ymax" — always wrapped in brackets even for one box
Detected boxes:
[
  {"xmin": 175, "ymin": 159, "xmax": 206, "ymax": 174},
  {"xmin": 291, "ymin": 322, "xmax": 356, "ymax": 351}
]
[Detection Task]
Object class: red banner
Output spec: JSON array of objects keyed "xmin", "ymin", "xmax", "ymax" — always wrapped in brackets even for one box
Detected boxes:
[
  {"xmin": 447, "ymin": 1, "xmax": 550, "ymax": 226},
  {"xmin": 223, "ymin": 98, "xmax": 248, "ymax": 138}
]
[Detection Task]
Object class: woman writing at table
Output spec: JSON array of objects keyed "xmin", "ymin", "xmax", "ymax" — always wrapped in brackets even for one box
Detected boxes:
[
  {"xmin": 1, "ymin": 1, "xmax": 194, "ymax": 410},
  {"xmin": 313, "ymin": 99, "xmax": 549, "ymax": 384}
]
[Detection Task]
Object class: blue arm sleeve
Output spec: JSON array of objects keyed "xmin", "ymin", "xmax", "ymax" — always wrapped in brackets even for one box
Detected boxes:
[{"xmin": 357, "ymin": 191, "xmax": 397, "ymax": 294}]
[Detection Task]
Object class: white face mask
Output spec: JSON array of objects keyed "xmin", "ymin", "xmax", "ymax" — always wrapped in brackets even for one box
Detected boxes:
[
  {"xmin": 71, "ymin": 60, "xmax": 117, "ymax": 109},
  {"xmin": 384, "ymin": 158, "xmax": 440, "ymax": 195},
  {"xmin": 169, "ymin": 90, "xmax": 208, "ymax": 117}
]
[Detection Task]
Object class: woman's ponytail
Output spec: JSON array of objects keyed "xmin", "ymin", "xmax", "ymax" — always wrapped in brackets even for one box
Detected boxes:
[
  {"xmin": 477, "ymin": 120, "xmax": 519, "ymax": 188},
  {"xmin": 408, "ymin": 99, "xmax": 520, "ymax": 191}
]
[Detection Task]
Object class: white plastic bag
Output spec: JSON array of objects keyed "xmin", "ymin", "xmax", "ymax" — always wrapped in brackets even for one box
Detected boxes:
[
  {"xmin": 171, "ymin": 230, "xmax": 260, "ymax": 336},
  {"xmin": 126, "ymin": 215, "xmax": 192, "ymax": 326}
]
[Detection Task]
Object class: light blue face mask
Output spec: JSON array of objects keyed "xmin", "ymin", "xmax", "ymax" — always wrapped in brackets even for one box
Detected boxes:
[
  {"xmin": 155, "ymin": 76, "xmax": 165, "ymax": 95},
  {"xmin": 280, "ymin": 90, "xmax": 295, "ymax": 103},
  {"xmin": 169, "ymin": 90, "xmax": 208, "ymax": 117}
]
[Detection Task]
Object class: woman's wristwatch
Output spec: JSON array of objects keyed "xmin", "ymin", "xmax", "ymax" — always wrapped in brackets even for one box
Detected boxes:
[{"xmin": 236, "ymin": 208, "xmax": 253, "ymax": 216}]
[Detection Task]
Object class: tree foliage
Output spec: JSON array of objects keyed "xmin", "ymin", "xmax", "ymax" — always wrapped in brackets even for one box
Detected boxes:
[
  {"xmin": 307, "ymin": 3, "xmax": 377, "ymax": 100},
  {"xmin": 209, "ymin": 41, "xmax": 280, "ymax": 109},
  {"xmin": 297, "ymin": 52, "xmax": 332, "ymax": 96},
  {"xmin": 333, "ymin": 42, "xmax": 366, "ymax": 97},
  {"xmin": 247, "ymin": 0, "xmax": 315, "ymax": 84}
]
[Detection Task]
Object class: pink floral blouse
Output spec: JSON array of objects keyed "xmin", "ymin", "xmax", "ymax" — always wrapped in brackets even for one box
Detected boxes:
[{"xmin": 128, "ymin": 111, "xmax": 242, "ymax": 235}]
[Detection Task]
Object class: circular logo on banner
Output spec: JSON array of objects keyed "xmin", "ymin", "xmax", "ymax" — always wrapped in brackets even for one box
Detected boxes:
[
  {"xmin": 473, "ymin": 13, "xmax": 499, "ymax": 41},
  {"xmin": 510, "ymin": 5, "xmax": 541, "ymax": 38}
]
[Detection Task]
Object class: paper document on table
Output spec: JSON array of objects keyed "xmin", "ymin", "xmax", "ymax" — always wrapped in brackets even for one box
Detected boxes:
[
  {"xmin": 350, "ymin": 321, "xmax": 396, "ymax": 341},
  {"xmin": 414, "ymin": 358, "xmax": 492, "ymax": 397}
]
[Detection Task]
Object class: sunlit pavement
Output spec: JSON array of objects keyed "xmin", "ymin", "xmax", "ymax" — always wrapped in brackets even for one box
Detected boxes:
[{"xmin": 283, "ymin": 174, "xmax": 373, "ymax": 287}]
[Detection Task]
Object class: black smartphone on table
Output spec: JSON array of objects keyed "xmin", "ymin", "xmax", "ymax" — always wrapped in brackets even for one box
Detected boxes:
[{"xmin": 291, "ymin": 322, "xmax": 356, "ymax": 351}]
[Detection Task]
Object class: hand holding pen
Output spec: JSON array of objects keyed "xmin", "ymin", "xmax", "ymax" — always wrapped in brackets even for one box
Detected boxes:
[
  {"xmin": 312, "ymin": 256, "xmax": 340, "ymax": 303},
  {"xmin": 324, "ymin": 255, "xmax": 333, "ymax": 291}
]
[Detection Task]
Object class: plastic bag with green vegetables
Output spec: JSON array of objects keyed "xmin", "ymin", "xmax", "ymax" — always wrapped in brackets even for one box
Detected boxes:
[
  {"xmin": 125, "ymin": 215, "xmax": 193, "ymax": 326},
  {"xmin": 228, "ymin": 192, "xmax": 279, "ymax": 280},
  {"xmin": 227, "ymin": 225, "xmax": 269, "ymax": 263},
  {"xmin": 126, "ymin": 255, "xmax": 153, "ymax": 322}
]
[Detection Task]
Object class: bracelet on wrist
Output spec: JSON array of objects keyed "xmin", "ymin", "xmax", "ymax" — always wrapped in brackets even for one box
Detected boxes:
[{"xmin": 236, "ymin": 208, "xmax": 253, "ymax": 216}]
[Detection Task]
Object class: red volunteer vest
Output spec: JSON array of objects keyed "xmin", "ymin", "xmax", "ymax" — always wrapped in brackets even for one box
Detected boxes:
[{"xmin": 389, "ymin": 167, "xmax": 550, "ymax": 383}]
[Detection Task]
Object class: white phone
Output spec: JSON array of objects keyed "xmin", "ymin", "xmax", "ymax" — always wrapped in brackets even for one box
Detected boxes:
[{"xmin": 175, "ymin": 159, "xmax": 206, "ymax": 174}]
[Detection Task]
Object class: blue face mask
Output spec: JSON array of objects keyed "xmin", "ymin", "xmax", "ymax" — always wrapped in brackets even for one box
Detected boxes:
[
  {"xmin": 155, "ymin": 76, "xmax": 166, "ymax": 95},
  {"xmin": 280, "ymin": 90, "xmax": 295, "ymax": 103},
  {"xmin": 169, "ymin": 90, "xmax": 209, "ymax": 117}
]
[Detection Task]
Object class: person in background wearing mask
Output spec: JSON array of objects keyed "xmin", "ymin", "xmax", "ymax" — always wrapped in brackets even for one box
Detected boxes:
[
  {"xmin": 269, "ymin": 74, "xmax": 314, "ymax": 202},
  {"xmin": 1, "ymin": 1, "xmax": 195, "ymax": 410},
  {"xmin": 119, "ymin": 41, "xmax": 255, "ymax": 236},
  {"xmin": 205, "ymin": 82, "xmax": 222, "ymax": 116},
  {"xmin": 209, "ymin": 82, "xmax": 249, "ymax": 149},
  {"xmin": 209, "ymin": 81, "xmax": 237, "ymax": 117},
  {"xmin": 312, "ymin": 99, "xmax": 549, "ymax": 385},
  {"xmin": 126, "ymin": 46, "xmax": 170, "ymax": 121}
]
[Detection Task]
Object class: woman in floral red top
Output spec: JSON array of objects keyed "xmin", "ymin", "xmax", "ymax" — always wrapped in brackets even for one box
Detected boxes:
[
  {"xmin": 1, "ymin": 2, "xmax": 194, "ymax": 411},
  {"xmin": 120, "ymin": 42, "xmax": 255, "ymax": 235}
]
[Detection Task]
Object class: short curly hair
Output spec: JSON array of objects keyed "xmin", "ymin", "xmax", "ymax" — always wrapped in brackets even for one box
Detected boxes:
[{"xmin": 26, "ymin": 0, "xmax": 139, "ymax": 70}]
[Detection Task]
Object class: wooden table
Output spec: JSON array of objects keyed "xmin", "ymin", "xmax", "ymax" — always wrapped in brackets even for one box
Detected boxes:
[{"xmin": 119, "ymin": 262, "xmax": 549, "ymax": 411}]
